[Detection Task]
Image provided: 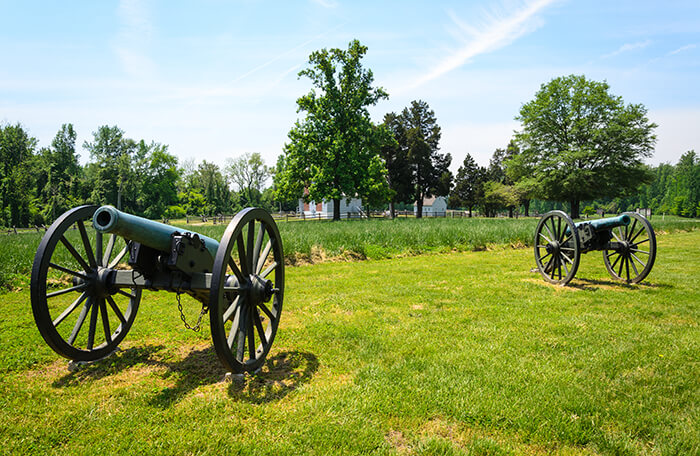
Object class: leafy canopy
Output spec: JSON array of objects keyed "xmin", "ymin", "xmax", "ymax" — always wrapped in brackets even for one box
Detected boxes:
[
  {"xmin": 512, "ymin": 74, "xmax": 656, "ymax": 217},
  {"xmin": 276, "ymin": 39, "xmax": 389, "ymax": 218}
]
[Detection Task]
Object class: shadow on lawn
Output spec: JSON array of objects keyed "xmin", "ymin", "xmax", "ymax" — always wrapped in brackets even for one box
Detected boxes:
[
  {"xmin": 51, "ymin": 344, "xmax": 318, "ymax": 407},
  {"xmin": 570, "ymin": 277, "xmax": 673, "ymax": 291}
]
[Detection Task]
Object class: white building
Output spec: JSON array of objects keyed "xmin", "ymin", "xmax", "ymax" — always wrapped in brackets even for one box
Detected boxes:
[
  {"xmin": 414, "ymin": 196, "xmax": 447, "ymax": 217},
  {"xmin": 298, "ymin": 197, "xmax": 363, "ymax": 218}
]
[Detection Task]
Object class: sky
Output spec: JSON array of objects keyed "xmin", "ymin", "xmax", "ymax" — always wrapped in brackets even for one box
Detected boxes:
[{"xmin": 1, "ymin": 0, "xmax": 699, "ymax": 174}]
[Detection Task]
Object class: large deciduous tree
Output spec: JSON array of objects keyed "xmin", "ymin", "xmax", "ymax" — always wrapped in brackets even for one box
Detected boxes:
[
  {"xmin": 0, "ymin": 123, "xmax": 37, "ymax": 226},
  {"xmin": 226, "ymin": 152, "xmax": 269, "ymax": 207},
  {"xmin": 513, "ymin": 74, "xmax": 657, "ymax": 218},
  {"xmin": 276, "ymin": 39, "xmax": 390, "ymax": 221}
]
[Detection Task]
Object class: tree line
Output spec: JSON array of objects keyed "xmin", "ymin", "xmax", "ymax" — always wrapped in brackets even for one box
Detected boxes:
[
  {"xmin": 2, "ymin": 41, "xmax": 697, "ymax": 228},
  {"xmin": 0, "ymin": 123, "xmax": 276, "ymax": 228}
]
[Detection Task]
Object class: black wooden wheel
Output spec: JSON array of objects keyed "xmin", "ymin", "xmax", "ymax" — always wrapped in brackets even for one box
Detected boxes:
[
  {"xmin": 30, "ymin": 205, "xmax": 141, "ymax": 361},
  {"xmin": 210, "ymin": 208, "xmax": 284, "ymax": 374},
  {"xmin": 603, "ymin": 212, "xmax": 656, "ymax": 283},
  {"xmin": 534, "ymin": 210, "xmax": 581, "ymax": 285}
]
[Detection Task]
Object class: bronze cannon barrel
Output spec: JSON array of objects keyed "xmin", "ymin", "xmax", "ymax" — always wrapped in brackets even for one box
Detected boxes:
[{"xmin": 92, "ymin": 205, "xmax": 220, "ymax": 258}]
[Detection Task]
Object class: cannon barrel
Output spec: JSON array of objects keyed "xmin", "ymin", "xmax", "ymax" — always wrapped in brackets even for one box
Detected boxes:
[
  {"xmin": 576, "ymin": 214, "xmax": 631, "ymax": 232},
  {"xmin": 92, "ymin": 205, "xmax": 220, "ymax": 258}
]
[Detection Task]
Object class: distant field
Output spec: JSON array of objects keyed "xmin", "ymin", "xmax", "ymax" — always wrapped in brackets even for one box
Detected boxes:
[
  {"xmin": 1, "ymin": 214, "xmax": 698, "ymax": 290},
  {"xmin": 1, "ymin": 229, "xmax": 697, "ymax": 454}
]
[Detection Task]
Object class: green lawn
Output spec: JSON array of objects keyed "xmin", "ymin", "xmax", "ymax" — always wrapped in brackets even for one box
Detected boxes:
[{"xmin": 0, "ymin": 230, "xmax": 698, "ymax": 455}]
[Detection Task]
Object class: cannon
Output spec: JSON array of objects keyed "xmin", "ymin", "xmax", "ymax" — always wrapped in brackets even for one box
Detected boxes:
[
  {"xmin": 533, "ymin": 211, "xmax": 656, "ymax": 285},
  {"xmin": 30, "ymin": 205, "xmax": 284, "ymax": 374}
]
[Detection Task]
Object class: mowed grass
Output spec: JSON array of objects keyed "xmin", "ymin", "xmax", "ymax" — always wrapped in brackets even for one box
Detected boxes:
[{"xmin": 0, "ymin": 230, "xmax": 698, "ymax": 455}]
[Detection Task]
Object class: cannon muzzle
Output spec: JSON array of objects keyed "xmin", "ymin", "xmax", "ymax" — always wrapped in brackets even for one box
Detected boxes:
[
  {"xmin": 576, "ymin": 214, "xmax": 631, "ymax": 232},
  {"xmin": 92, "ymin": 205, "xmax": 220, "ymax": 257}
]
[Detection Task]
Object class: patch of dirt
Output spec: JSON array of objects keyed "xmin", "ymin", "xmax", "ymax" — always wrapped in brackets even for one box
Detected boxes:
[{"xmin": 385, "ymin": 430, "xmax": 412, "ymax": 455}]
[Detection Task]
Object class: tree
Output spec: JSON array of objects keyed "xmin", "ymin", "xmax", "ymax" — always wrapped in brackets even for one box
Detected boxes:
[
  {"xmin": 139, "ymin": 145, "xmax": 180, "ymax": 219},
  {"xmin": 381, "ymin": 112, "xmax": 412, "ymax": 218},
  {"xmin": 83, "ymin": 125, "xmax": 137, "ymax": 210},
  {"xmin": 0, "ymin": 123, "xmax": 38, "ymax": 226},
  {"xmin": 40, "ymin": 124, "xmax": 82, "ymax": 221},
  {"xmin": 389, "ymin": 100, "xmax": 452, "ymax": 218},
  {"xmin": 513, "ymin": 74, "xmax": 657, "ymax": 218},
  {"xmin": 194, "ymin": 161, "xmax": 232, "ymax": 214},
  {"xmin": 276, "ymin": 39, "xmax": 390, "ymax": 221},
  {"xmin": 450, "ymin": 153, "xmax": 484, "ymax": 217},
  {"xmin": 226, "ymin": 152, "xmax": 269, "ymax": 207}
]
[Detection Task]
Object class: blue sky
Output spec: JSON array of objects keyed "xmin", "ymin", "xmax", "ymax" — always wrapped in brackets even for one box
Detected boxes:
[{"xmin": 1, "ymin": 0, "xmax": 698, "ymax": 173}]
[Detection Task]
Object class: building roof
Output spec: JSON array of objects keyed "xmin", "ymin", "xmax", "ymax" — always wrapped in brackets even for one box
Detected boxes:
[{"xmin": 413, "ymin": 196, "xmax": 444, "ymax": 207}]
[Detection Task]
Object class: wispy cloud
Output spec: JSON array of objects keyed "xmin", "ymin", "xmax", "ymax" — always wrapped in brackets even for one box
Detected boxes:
[
  {"xmin": 668, "ymin": 43, "xmax": 697, "ymax": 56},
  {"xmin": 310, "ymin": 0, "xmax": 338, "ymax": 8},
  {"xmin": 602, "ymin": 39, "xmax": 652, "ymax": 59},
  {"xmin": 114, "ymin": 0, "xmax": 156, "ymax": 78},
  {"xmin": 403, "ymin": 0, "xmax": 557, "ymax": 91}
]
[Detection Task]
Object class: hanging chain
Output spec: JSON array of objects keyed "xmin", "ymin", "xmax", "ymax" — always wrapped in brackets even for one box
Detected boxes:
[{"xmin": 176, "ymin": 291, "xmax": 208, "ymax": 332}]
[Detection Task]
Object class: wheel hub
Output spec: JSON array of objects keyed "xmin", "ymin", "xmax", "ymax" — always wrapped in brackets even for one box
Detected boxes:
[
  {"xmin": 546, "ymin": 241, "xmax": 560, "ymax": 254},
  {"xmin": 248, "ymin": 274, "xmax": 274, "ymax": 306}
]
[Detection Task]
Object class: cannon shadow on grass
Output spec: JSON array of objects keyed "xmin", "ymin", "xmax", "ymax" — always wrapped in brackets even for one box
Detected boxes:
[
  {"xmin": 51, "ymin": 345, "xmax": 319, "ymax": 407},
  {"xmin": 568, "ymin": 277, "xmax": 673, "ymax": 291}
]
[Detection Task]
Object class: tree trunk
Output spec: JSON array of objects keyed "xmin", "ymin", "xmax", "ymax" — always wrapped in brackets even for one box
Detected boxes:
[
  {"xmin": 508, "ymin": 206, "xmax": 514, "ymax": 218},
  {"xmin": 570, "ymin": 199, "xmax": 580, "ymax": 219},
  {"xmin": 468, "ymin": 205, "xmax": 472, "ymax": 218},
  {"xmin": 523, "ymin": 199, "xmax": 530, "ymax": 217},
  {"xmin": 389, "ymin": 200, "xmax": 396, "ymax": 219},
  {"xmin": 333, "ymin": 198, "xmax": 341, "ymax": 221},
  {"xmin": 416, "ymin": 195, "xmax": 423, "ymax": 219}
]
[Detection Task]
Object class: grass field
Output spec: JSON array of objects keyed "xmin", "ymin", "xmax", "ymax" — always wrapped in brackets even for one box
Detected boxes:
[
  {"xmin": 0, "ymin": 229, "xmax": 697, "ymax": 455},
  {"xmin": 1, "ymin": 214, "xmax": 698, "ymax": 290}
]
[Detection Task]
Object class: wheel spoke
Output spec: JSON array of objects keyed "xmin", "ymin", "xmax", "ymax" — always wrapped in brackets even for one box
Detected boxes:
[
  {"xmin": 108, "ymin": 244, "xmax": 129, "ymax": 269},
  {"xmin": 237, "ymin": 233, "xmax": 249, "ymax": 277},
  {"xmin": 252, "ymin": 222, "xmax": 265, "ymax": 275},
  {"xmin": 627, "ymin": 219, "xmax": 637, "ymax": 242},
  {"xmin": 609, "ymin": 252, "xmax": 622, "ymax": 271},
  {"xmin": 227, "ymin": 303, "xmax": 241, "ymax": 349},
  {"xmin": 95, "ymin": 231, "xmax": 103, "ymax": 267},
  {"xmin": 562, "ymin": 257, "xmax": 569, "ymax": 276},
  {"xmin": 223, "ymin": 296, "xmax": 241, "ymax": 322},
  {"xmin": 106, "ymin": 296, "xmax": 127, "ymax": 325},
  {"xmin": 560, "ymin": 251, "xmax": 574, "ymax": 264},
  {"xmin": 86, "ymin": 296, "xmax": 100, "ymax": 349},
  {"xmin": 611, "ymin": 230, "xmax": 622, "ymax": 242},
  {"xmin": 246, "ymin": 221, "xmax": 255, "ymax": 274},
  {"xmin": 630, "ymin": 248, "xmax": 649, "ymax": 254},
  {"xmin": 260, "ymin": 261, "xmax": 277, "ymax": 279},
  {"xmin": 543, "ymin": 256, "xmax": 554, "ymax": 275},
  {"xmin": 77, "ymin": 220, "xmax": 97, "ymax": 268},
  {"xmin": 629, "ymin": 226, "xmax": 646, "ymax": 244},
  {"xmin": 227, "ymin": 256, "xmax": 245, "ymax": 283},
  {"xmin": 99, "ymin": 298, "xmax": 112, "ymax": 344},
  {"xmin": 258, "ymin": 302, "xmax": 275, "ymax": 321},
  {"xmin": 53, "ymin": 292, "xmax": 88, "ymax": 327},
  {"xmin": 60, "ymin": 236, "xmax": 91, "ymax": 271},
  {"xmin": 256, "ymin": 239, "xmax": 273, "ymax": 274},
  {"xmin": 630, "ymin": 252, "xmax": 647, "ymax": 267},
  {"xmin": 116, "ymin": 289, "xmax": 136, "ymax": 300},
  {"xmin": 247, "ymin": 309, "xmax": 256, "ymax": 359},
  {"xmin": 49, "ymin": 262, "xmax": 88, "ymax": 280},
  {"xmin": 543, "ymin": 223, "xmax": 555, "ymax": 244},
  {"xmin": 103, "ymin": 234, "xmax": 116, "ymax": 267},
  {"xmin": 47, "ymin": 283, "xmax": 87, "ymax": 299},
  {"xmin": 625, "ymin": 256, "xmax": 630, "ymax": 281},
  {"xmin": 253, "ymin": 309, "xmax": 267, "ymax": 347},
  {"xmin": 617, "ymin": 253, "xmax": 625, "ymax": 277},
  {"xmin": 68, "ymin": 298, "xmax": 92, "ymax": 345},
  {"xmin": 538, "ymin": 251, "xmax": 551, "ymax": 262},
  {"xmin": 629, "ymin": 255, "xmax": 639, "ymax": 277},
  {"xmin": 236, "ymin": 308, "xmax": 247, "ymax": 361},
  {"xmin": 556, "ymin": 217, "xmax": 563, "ymax": 242}
]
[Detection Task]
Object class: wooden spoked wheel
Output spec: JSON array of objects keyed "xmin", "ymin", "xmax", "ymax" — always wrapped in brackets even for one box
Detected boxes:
[
  {"xmin": 30, "ymin": 205, "xmax": 140, "ymax": 361},
  {"xmin": 534, "ymin": 210, "xmax": 581, "ymax": 285},
  {"xmin": 209, "ymin": 208, "xmax": 284, "ymax": 374},
  {"xmin": 603, "ymin": 212, "xmax": 656, "ymax": 283}
]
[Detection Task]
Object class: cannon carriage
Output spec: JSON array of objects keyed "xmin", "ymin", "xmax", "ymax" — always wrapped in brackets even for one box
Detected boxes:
[
  {"xmin": 533, "ymin": 210, "xmax": 656, "ymax": 285},
  {"xmin": 30, "ymin": 205, "xmax": 283, "ymax": 374}
]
